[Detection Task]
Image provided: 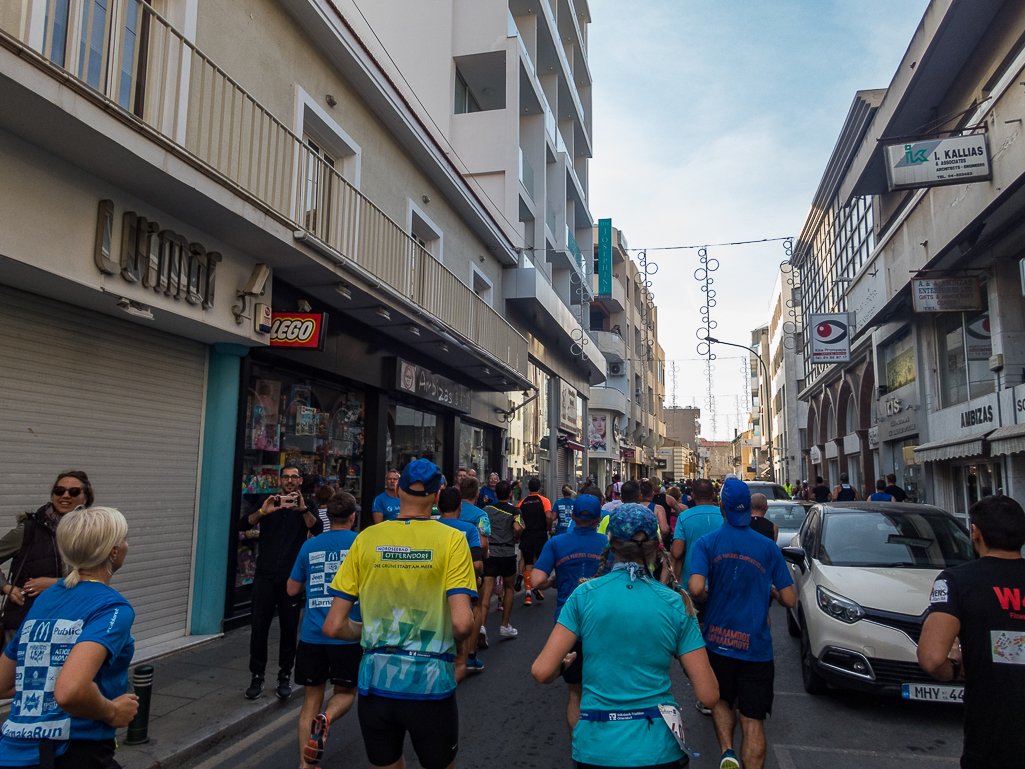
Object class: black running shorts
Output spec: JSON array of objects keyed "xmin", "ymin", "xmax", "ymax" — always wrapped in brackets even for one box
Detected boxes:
[
  {"xmin": 577, "ymin": 760, "xmax": 688, "ymax": 769},
  {"xmin": 483, "ymin": 555, "xmax": 517, "ymax": 578},
  {"xmin": 561, "ymin": 638, "xmax": 584, "ymax": 685},
  {"xmin": 294, "ymin": 640, "xmax": 362, "ymax": 688},
  {"xmin": 357, "ymin": 692, "xmax": 458, "ymax": 769},
  {"xmin": 707, "ymin": 650, "xmax": 775, "ymax": 720},
  {"xmin": 519, "ymin": 532, "xmax": 548, "ymax": 564}
]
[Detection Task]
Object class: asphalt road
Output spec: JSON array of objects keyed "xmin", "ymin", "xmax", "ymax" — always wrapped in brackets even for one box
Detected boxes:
[{"xmin": 181, "ymin": 587, "xmax": 964, "ymax": 769}]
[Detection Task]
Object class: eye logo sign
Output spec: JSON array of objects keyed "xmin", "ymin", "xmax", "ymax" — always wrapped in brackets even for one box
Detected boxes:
[{"xmin": 810, "ymin": 313, "xmax": 851, "ymax": 363}]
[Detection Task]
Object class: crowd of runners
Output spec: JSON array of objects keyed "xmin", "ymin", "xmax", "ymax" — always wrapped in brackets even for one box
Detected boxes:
[{"xmin": 0, "ymin": 465, "xmax": 1023, "ymax": 769}]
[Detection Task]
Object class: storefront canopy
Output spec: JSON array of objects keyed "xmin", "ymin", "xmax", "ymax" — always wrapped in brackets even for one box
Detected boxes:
[
  {"xmin": 987, "ymin": 423, "xmax": 1025, "ymax": 457},
  {"xmin": 913, "ymin": 429, "xmax": 994, "ymax": 463}
]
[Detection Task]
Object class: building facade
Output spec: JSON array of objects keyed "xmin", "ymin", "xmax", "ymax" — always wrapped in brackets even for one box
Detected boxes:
[
  {"xmin": 665, "ymin": 407, "xmax": 701, "ymax": 450},
  {"xmin": 795, "ymin": 0, "xmax": 1025, "ymax": 515},
  {"xmin": 768, "ymin": 268, "xmax": 807, "ymax": 484}
]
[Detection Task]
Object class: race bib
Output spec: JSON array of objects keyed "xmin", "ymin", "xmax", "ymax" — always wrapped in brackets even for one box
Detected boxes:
[{"xmin": 657, "ymin": 704, "xmax": 699, "ymax": 757}]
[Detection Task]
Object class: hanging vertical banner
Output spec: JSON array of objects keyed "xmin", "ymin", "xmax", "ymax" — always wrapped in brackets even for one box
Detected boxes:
[
  {"xmin": 598, "ymin": 218, "xmax": 613, "ymax": 298},
  {"xmin": 809, "ymin": 313, "xmax": 851, "ymax": 363}
]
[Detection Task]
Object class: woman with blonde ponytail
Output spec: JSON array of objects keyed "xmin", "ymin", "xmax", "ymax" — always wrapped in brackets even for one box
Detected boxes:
[
  {"xmin": 533, "ymin": 504, "xmax": 718, "ymax": 769},
  {"xmin": 0, "ymin": 507, "xmax": 139, "ymax": 768}
]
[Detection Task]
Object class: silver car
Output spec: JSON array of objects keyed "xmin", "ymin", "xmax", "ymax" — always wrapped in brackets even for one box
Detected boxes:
[{"xmin": 763, "ymin": 501, "xmax": 810, "ymax": 549}]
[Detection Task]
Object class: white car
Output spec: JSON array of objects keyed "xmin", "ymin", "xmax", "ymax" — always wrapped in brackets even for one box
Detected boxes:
[{"xmin": 782, "ymin": 502, "xmax": 974, "ymax": 702}]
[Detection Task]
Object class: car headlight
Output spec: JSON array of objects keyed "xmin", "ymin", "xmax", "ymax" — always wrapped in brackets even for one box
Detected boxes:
[{"xmin": 816, "ymin": 586, "xmax": 864, "ymax": 623}]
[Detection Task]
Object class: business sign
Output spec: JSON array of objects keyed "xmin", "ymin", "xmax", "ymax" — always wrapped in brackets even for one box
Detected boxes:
[
  {"xmin": 809, "ymin": 313, "xmax": 851, "ymax": 364},
  {"xmin": 270, "ymin": 312, "xmax": 328, "ymax": 349},
  {"xmin": 884, "ymin": 134, "xmax": 991, "ymax": 191},
  {"xmin": 966, "ymin": 313, "xmax": 991, "ymax": 360},
  {"xmin": 559, "ymin": 380, "xmax": 579, "ymax": 434},
  {"xmin": 597, "ymin": 218, "xmax": 613, "ymax": 298},
  {"xmin": 911, "ymin": 277, "xmax": 981, "ymax": 313},
  {"xmin": 394, "ymin": 358, "xmax": 470, "ymax": 412}
]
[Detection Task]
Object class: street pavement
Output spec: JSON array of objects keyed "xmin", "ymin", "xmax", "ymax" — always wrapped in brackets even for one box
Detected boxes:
[{"xmin": 176, "ymin": 585, "xmax": 964, "ymax": 769}]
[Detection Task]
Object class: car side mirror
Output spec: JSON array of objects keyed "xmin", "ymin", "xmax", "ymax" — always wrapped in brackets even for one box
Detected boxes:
[{"xmin": 782, "ymin": 546, "xmax": 807, "ymax": 574}]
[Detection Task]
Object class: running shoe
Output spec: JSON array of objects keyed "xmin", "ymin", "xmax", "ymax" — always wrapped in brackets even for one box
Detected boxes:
[
  {"xmin": 477, "ymin": 625, "xmax": 489, "ymax": 649},
  {"xmin": 497, "ymin": 598, "xmax": 504, "ymax": 612},
  {"xmin": 533, "ymin": 588, "xmax": 545, "ymax": 601},
  {"xmin": 466, "ymin": 657, "xmax": 484, "ymax": 674},
  {"xmin": 515, "ymin": 573, "xmax": 524, "ymax": 591},
  {"xmin": 275, "ymin": 676, "xmax": 292, "ymax": 700},
  {"xmin": 499, "ymin": 624, "xmax": 519, "ymax": 638},
  {"xmin": 524, "ymin": 593, "xmax": 532, "ymax": 606},
  {"xmin": 695, "ymin": 700, "xmax": 712, "ymax": 716},
  {"xmin": 303, "ymin": 712, "xmax": 331, "ymax": 764},
  {"xmin": 244, "ymin": 674, "xmax": 263, "ymax": 700},
  {"xmin": 719, "ymin": 749, "xmax": 740, "ymax": 769}
]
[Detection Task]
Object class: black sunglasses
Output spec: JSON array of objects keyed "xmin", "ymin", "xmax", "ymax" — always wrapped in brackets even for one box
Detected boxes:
[{"xmin": 52, "ymin": 487, "xmax": 84, "ymax": 498}]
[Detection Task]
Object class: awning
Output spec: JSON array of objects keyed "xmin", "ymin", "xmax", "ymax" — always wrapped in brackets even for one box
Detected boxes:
[
  {"xmin": 987, "ymin": 423, "xmax": 1025, "ymax": 456},
  {"xmin": 565, "ymin": 439, "xmax": 586, "ymax": 452},
  {"xmin": 913, "ymin": 429, "xmax": 993, "ymax": 463}
]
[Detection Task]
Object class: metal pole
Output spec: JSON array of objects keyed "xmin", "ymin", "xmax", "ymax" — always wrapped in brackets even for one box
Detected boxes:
[{"xmin": 125, "ymin": 665, "xmax": 154, "ymax": 745}]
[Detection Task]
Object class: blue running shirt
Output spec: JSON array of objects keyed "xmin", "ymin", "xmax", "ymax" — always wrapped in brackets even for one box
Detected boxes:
[
  {"xmin": 553, "ymin": 498, "xmax": 575, "ymax": 536},
  {"xmin": 689, "ymin": 524, "xmax": 793, "ymax": 662},
  {"xmin": 533, "ymin": 528, "xmax": 606, "ymax": 622},
  {"xmin": 372, "ymin": 492, "xmax": 401, "ymax": 521},
  {"xmin": 290, "ymin": 529, "xmax": 360, "ymax": 645},
  {"xmin": 672, "ymin": 505, "xmax": 724, "ymax": 580},
  {"xmin": 459, "ymin": 501, "xmax": 492, "ymax": 537},
  {"xmin": 437, "ymin": 517, "xmax": 482, "ymax": 550}
]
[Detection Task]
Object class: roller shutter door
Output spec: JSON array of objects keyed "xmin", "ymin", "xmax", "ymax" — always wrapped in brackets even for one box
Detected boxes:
[{"xmin": 0, "ymin": 285, "xmax": 206, "ymax": 652}]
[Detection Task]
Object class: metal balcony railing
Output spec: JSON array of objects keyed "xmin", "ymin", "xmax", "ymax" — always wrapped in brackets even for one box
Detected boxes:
[
  {"xmin": 518, "ymin": 148, "xmax": 534, "ymax": 201},
  {"xmin": 2, "ymin": 0, "xmax": 526, "ymax": 376}
]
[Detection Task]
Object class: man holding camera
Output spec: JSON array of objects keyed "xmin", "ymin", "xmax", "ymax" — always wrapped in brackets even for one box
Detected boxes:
[{"xmin": 242, "ymin": 464, "xmax": 322, "ymax": 700}]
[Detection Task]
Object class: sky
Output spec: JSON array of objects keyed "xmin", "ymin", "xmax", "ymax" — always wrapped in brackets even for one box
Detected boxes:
[{"xmin": 587, "ymin": 0, "xmax": 930, "ymax": 440}]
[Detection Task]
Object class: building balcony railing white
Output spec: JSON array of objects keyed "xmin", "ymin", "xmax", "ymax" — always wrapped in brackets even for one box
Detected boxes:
[
  {"xmin": 594, "ymin": 330, "xmax": 626, "ymax": 362},
  {"xmin": 1, "ymin": 0, "xmax": 527, "ymax": 377}
]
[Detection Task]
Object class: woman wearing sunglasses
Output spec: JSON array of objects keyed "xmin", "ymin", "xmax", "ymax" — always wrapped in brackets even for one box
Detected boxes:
[{"xmin": 0, "ymin": 471, "xmax": 94, "ymax": 645}]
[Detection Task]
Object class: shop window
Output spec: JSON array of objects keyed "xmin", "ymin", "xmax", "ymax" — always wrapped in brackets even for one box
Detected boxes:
[
  {"xmin": 882, "ymin": 328, "xmax": 915, "ymax": 392},
  {"xmin": 460, "ymin": 422, "xmax": 492, "ymax": 476},
  {"xmin": 937, "ymin": 292, "xmax": 993, "ymax": 408},
  {"xmin": 388, "ymin": 405, "xmax": 442, "ymax": 470}
]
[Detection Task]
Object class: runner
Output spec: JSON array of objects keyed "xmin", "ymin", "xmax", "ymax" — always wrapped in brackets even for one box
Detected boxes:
[
  {"xmin": 323, "ymin": 459, "xmax": 476, "ymax": 769},
  {"xmin": 810, "ymin": 476, "xmax": 831, "ymax": 503},
  {"xmin": 371, "ymin": 470, "xmax": 401, "ymax": 524},
  {"xmin": 919, "ymin": 494, "xmax": 1025, "ymax": 769},
  {"xmin": 554, "ymin": 485, "xmax": 576, "ymax": 536},
  {"xmin": 532, "ymin": 504, "xmax": 719, "ymax": 768},
  {"xmin": 602, "ymin": 482, "xmax": 624, "ymax": 515},
  {"xmin": 688, "ymin": 478, "xmax": 796, "ymax": 769},
  {"xmin": 436, "ymin": 487, "xmax": 485, "ymax": 678},
  {"xmin": 748, "ymin": 494, "xmax": 777, "ymax": 542},
  {"xmin": 529, "ymin": 494, "xmax": 607, "ymax": 731},
  {"xmin": 287, "ymin": 493, "xmax": 362, "ymax": 769},
  {"xmin": 868, "ymin": 479, "xmax": 895, "ymax": 502},
  {"xmin": 458, "ymin": 477, "xmax": 490, "ymax": 672},
  {"xmin": 832, "ymin": 473, "xmax": 859, "ymax": 501},
  {"xmin": 482, "ymin": 481, "xmax": 523, "ymax": 640},
  {"xmin": 640, "ymin": 480, "xmax": 671, "ymax": 542},
  {"xmin": 884, "ymin": 473, "xmax": 909, "ymax": 502},
  {"xmin": 517, "ymin": 478, "xmax": 552, "ymax": 605}
]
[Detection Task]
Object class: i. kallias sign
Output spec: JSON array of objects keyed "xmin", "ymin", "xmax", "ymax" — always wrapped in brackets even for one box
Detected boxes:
[{"xmin": 885, "ymin": 134, "xmax": 991, "ymax": 191}]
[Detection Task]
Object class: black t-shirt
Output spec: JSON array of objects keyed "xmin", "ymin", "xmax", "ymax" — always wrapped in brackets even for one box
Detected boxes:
[
  {"xmin": 811, "ymin": 485, "xmax": 831, "ymax": 503},
  {"xmin": 519, "ymin": 494, "xmax": 549, "ymax": 535},
  {"xmin": 928, "ymin": 557, "xmax": 1025, "ymax": 768},
  {"xmin": 242, "ymin": 494, "xmax": 321, "ymax": 578},
  {"xmin": 885, "ymin": 484, "xmax": 908, "ymax": 502},
  {"xmin": 750, "ymin": 516, "xmax": 775, "ymax": 541}
]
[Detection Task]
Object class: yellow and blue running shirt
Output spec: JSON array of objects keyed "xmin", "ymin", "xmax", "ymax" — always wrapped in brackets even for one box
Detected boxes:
[{"xmin": 329, "ymin": 518, "xmax": 477, "ymax": 699}]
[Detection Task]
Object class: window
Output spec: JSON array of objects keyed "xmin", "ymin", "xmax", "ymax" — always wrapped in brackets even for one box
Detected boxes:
[
  {"xmin": 937, "ymin": 290, "xmax": 993, "ymax": 407},
  {"xmin": 471, "ymin": 265, "xmax": 493, "ymax": 306},
  {"xmin": 407, "ymin": 201, "xmax": 443, "ymax": 260},
  {"xmin": 825, "ymin": 405, "xmax": 835, "ymax": 441},
  {"xmin": 294, "ymin": 87, "xmax": 362, "ymax": 187},
  {"xmin": 303, "ymin": 137, "xmax": 335, "ymax": 234},
  {"xmin": 845, "ymin": 393, "xmax": 857, "ymax": 435},
  {"xmin": 454, "ymin": 70, "xmax": 481, "ymax": 114},
  {"xmin": 883, "ymin": 328, "xmax": 916, "ymax": 392}
]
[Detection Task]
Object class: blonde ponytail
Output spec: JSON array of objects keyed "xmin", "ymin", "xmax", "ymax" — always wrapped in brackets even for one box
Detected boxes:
[{"xmin": 57, "ymin": 507, "xmax": 128, "ymax": 589}]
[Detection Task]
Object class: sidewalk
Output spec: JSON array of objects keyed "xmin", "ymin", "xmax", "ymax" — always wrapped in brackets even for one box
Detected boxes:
[{"xmin": 118, "ymin": 625, "xmax": 302, "ymax": 769}]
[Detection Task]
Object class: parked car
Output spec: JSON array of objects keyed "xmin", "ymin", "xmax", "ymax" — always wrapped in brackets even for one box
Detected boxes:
[
  {"xmin": 744, "ymin": 481, "xmax": 791, "ymax": 500},
  {"xmin": 763, "ymin": 501, "xmax": 810, "ymax": 549},
  {"xmin": 782, "ymin": 502, "xmax": 974, "ymax": 701}
]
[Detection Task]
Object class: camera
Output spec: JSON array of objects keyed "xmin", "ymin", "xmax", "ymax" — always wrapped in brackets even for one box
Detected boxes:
[{"xmin": 280, "ymin": 493, "xmax": 299, "ymax": 509}]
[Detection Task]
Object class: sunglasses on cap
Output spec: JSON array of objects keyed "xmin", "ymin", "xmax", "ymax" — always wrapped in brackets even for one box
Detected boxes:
[{"xmin": 52, "ymin": 486, "xmax": 84, "ymax": 498}]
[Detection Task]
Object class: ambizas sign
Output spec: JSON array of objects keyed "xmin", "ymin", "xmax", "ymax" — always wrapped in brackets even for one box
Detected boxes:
[
  {"xmin": 884, "ymin": 134, "xmax": 991, "ymax": 191},
  {"xmin": 809, "ymin": 314, "xmax": 851, "ymax": 364}
]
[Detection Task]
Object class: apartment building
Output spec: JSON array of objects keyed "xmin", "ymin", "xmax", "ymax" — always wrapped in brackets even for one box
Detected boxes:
[
  {"xmin": 0, "ymin": 0, "xmax": 600, "ymax": 648},
  {"xmin": 665, "ymin": 407, "xmax": 701, "ymax": 450},
  {"xmin": 794, "ymin": 0, "xmax": 1025, "ymax": 513},
  {"xmin": 768, "ymin": 268, "xmax": 807, "ymax": 484},
  {"xmin": 747, "ymin": 325, "xmax": 771, "ymax": 479},
  {"xmin": 587, "ymin": 225, "xmax": 667, "ymax": 486}
]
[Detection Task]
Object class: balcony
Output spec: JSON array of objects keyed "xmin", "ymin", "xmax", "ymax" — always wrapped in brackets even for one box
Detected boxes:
[
  {"xmin": 518, "ymin": 147, "xmax": 535, "ymax": 201},
  {"xmin": 595, "ymin": 330, "xmax": 626, "ymax": 362},
  {"xmin": 589, "ymin": 386, "xmax": 627, "ymax": 415},
  {"xmin": 0, "ymin": 0, "xmax": 527, "ymax": 381},
  {"xmin": 592, "ymin": 274, "xmax": 625, "ymax": 312}
]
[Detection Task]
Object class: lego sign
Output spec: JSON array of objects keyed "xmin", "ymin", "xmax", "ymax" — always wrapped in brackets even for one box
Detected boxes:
[{"xmin": 269, "ymin": 313, "xmax": 328, "ymax": 349}]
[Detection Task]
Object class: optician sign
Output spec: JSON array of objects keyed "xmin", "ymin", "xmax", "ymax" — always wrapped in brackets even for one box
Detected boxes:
[
  {"xmin": 809, "ymin": 313, "xmax": 851, "ymax": 363},
  {"xmin": 911, "ymin": 277, "xmax": 981, "ymax": 313},
  {"xmin": 884, "ymin": 134, "xmax": 991, "ymax": 191}
]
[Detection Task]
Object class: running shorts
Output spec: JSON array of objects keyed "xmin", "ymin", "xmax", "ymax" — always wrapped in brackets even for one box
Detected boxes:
[
  {"xmin": 561, "ymin": 638, "xmax": 584, "ymax": 685},
  {"xmin": 294, "ymin": 640, "xmax": 362, "ymax": 688},
  {"xmin": 31, "ymin": 738, "xmax": 119, "ymax": 769},
  {"xmin": 519, "ymin": 532, "xmax": 548, "ymax": 563},
  {"xmin": 357, "ymin": 693, "xmax": 458, "ymax": 769},
  {"xmin": 706, "ymin": 650, "xmax": 775, "ymax": 720},
  {"xmin": 483, "ymin": 555, "xmax": 517, "ymax": 578},
  {"xmin": 577, "ymin": 760, "xmax": 688, "ymax": 769}
]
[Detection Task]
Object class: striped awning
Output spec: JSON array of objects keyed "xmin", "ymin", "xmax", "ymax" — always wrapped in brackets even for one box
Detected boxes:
[
  {"xmin": 913, "ymin": 429, "xmax": 993, "ymax": 463},
  {"xmin": 988, "ymin": 423, "xmax": 1025, "ymax": 457}
]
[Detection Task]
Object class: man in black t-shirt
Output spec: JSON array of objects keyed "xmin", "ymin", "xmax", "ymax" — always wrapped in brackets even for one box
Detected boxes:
[
  {"xmin": 517, "ymin": 478, "xmax": 551, "ymax": 605},
  {"xmin": 919, "ymin": 495, "xmax": 1025, "ymax": 769},
  {"xmin": 810, "ymin": 476, "xmax": 831, "ymax": 503},
  {"xmin": 884, "ymin": 473, "xmax": 908, "ymax": 502}
]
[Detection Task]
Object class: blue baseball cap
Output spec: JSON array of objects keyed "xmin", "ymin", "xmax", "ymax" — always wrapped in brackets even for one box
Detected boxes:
[
  {"xmin": 720, "ymin": 478, "xmax": 751, "ymax": 527},
  {"xmin": 607, "ymin": 503, "xmax": 659, "ymax": 540},
  {"xmin": 572, "ymin": 494, "xmax": 602, "ymax": 521},
  {"xmin": 398, "ymin": 459, "xmax": 443, "ymax": 496}
]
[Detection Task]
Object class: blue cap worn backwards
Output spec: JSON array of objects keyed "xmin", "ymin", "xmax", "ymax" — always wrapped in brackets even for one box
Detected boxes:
[
  {"xmin": 572, "ymin": 494, "xmax": 602, "ymax": 521},
  {"xmin": 607, "ymin": 503, "xmax": 659, "ymax": 540},
  {"xmin": 398, "ymin": 459, "xmax": 443, "ymax": 496},
  {"xmin": 720, "ymin": 477, "xmax": 752, "ymax": 527}
]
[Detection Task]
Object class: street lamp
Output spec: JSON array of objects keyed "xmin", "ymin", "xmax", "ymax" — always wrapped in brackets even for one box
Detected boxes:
[{"xmin": 706, "ymin": 336, "xmax": 775, "ymax": 483}]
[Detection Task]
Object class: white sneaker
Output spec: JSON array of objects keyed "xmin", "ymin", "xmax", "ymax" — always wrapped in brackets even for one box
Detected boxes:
[{"xmin": 499, "ymin": 624, "xmax": 519, "ymax": 638}]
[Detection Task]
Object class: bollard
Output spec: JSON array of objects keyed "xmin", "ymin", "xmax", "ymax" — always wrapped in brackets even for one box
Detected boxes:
[{"xmin": 124, "ymin": 665, "xmax": 154, "ymax": 745}]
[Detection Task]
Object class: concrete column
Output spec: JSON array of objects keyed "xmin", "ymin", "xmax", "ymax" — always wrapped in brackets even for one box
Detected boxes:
[
  {"xmin": 362, "ymin": 389, "xmax": 390, "ymax": 529},
  {"xmin": 191, "ymin": 343, "xmax": 249, "ymax": 637}
]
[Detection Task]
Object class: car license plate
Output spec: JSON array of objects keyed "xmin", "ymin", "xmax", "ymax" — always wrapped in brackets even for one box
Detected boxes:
[{"xmin": 901, "ymin": 683, "xmax": 964, "ymax": 703}]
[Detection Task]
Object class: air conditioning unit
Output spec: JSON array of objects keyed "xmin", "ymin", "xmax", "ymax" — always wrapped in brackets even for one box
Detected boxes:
[{"xmin": 609, "ymin": 363, "xmax": 624, "ymax": 376}]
